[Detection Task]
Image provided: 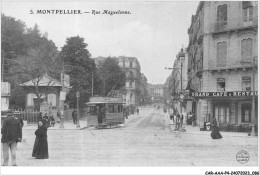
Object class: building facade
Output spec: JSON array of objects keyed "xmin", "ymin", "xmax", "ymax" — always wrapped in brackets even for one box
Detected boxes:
[
  {"xmin": 148, "ymin": 84, "xmax": 165, "ymax": 104},
  {"xmin": 187, "ymin": 2, "xmax": 258, "ymax": 129}
]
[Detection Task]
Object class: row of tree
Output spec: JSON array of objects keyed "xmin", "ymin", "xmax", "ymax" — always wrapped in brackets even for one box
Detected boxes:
[{"xmin": 1, "ymin": 14, "xmax": 126, "ymax": 109}]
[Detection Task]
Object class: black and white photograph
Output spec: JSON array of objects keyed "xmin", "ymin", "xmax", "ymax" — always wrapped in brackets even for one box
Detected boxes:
[{"xmin": 1, "ymin": 0, "xmax": 259, "ymax": 175}]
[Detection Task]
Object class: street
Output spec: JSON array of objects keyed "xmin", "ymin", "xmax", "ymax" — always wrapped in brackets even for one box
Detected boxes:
[{"xmin": 6, "ymin": 107, "xmax": 257, "ymax": 167}]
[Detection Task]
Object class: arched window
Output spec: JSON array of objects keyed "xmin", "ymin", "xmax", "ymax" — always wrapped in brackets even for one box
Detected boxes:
[
  {"xmin": 216, "ymin": 41, "xmax": 227, "ymax": 67},
  {"xmin": 241, "ymin": 38, "xmax": 253, "ymax": 62}
]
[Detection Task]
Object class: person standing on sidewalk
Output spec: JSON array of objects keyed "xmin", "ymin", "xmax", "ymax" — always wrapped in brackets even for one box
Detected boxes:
[
  {"xmin": 1, "ymin": 111, "xmax": 22, "ymax": 166},
  {"xmin": 211, "ymin": 117, "xmax": 222, "ymax": 139},
  {"xmin": 32, "ymin": 120, "xmax": 49, "ymax": 159},
  {"xmin": 72, "ymin": 109, "xmax": 77, "ymax": 125}
]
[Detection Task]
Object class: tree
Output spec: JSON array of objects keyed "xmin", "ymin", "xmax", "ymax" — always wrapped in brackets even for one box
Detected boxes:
[
  {"xmin": 1, "ymin": 14, "xmax": 59, "ymax": 109},
  {"xmin": 59, "ymin": 36, "xmax": 101, "ymax": 108},
  {"xmin": 97, "ymin": 57, "xmax": 126, "ymax": 96}
]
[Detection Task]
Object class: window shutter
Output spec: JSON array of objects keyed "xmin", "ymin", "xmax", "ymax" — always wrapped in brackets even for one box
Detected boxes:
[{"xmin": 217, "ymin": 42, "xmax": 227, "ymax": 67}]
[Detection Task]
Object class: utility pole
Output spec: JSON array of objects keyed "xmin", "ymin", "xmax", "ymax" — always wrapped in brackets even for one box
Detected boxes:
[
  {"xmin": 59, "ymin": 64, "xmax": 65, "ymax": 129},
  {"xmin": 91, "ymin": 73, "xmax": 94, "ymax": 97}
]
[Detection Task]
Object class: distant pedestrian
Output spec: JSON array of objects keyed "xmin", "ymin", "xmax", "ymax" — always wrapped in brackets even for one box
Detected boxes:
[
  {"xmin": 32, "ymin": 120, "xmax": 49, "ymax": 159},
  {"xmin": 136, "ymin": 108, "xmax": 139, "ymax": 115},
  {"xmin": 1, "ymin": 111, "xmax": 22, "ymax": 166},
  {"xmin": 72, "ymin": 109, "xmax": 77, "ymax": 125},
  {"xmin": 192, "ymin": 112, "xmax": 196, "ymax": 127},
  {"xmin": 50, "ymin": 115, "xmax": 55, "ymax": 127},
  {"xmin": 180, "ymin": 114, "xmax": 184, "ymax": 130},
  {"xmin": 176, "ymin": 113, "xmax": 181, "ymax": 131},
  {"xmin": 57, "ymin": 110, "xmax": 61, "ymax": 123},
  {"xmin": 211, "ymin": 117, "xmax": 222, "ymax": 139},
  {"xmin": 38, "ymin": 112, "xmax": 43, "ymax": 122},
  {"xmin": 43, "ymin": 113, "xmax": 50, "ymax": 128},
  {"xmin": 14, "ymin": 111, "xmax": 24, "ymax": 128}
]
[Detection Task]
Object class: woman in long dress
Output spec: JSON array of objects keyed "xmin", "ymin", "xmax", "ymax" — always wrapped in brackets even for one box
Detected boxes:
[
  {"xmin": 211, "ymin": 117, "xmax": 222, "ymax": 139},
  {"xmin": 32, "ymin": 120, "xmax": 49, "ymax": 159}
]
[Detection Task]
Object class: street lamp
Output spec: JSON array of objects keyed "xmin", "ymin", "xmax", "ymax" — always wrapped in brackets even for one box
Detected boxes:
[
  {"xmin": 76, "ymin": 91, "xmax": 80, "ymax": 128},
  {"xmin": 241, "ymin": 57, "xmax": 257, "ymax": 136},
  {"xmin": 165, "ymin": 48, "xmax": 185, "ymax": 130}
]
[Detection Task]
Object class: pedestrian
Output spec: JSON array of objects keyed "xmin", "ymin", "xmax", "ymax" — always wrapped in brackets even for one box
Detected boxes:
[
  {"xmin": 38, "ymin": 112, "xmax": 43, "ymax": 122},
  {"xmin": 43, "ymin": 113, "xmax": 50, "ymax": 128},
  {"xmin": 72, "ymin": 109, "xmax": 77, "ymax": 125},
  {"xmin": 211, "ymin": 117, "xmax": 222, "ymax": 139},
  {"xmin": 57, "ymin": 110, "xmax": 61, "ymax": 123},
  {"xmin": 50, "ymin": 115, "xmax": 55, "ymax": 127},
  {"xmin": 136, "ymin": 108, "xmax": 139, "ymax": 115},
  {"xmin": 192, "ymin": 112, "xmax": 196, "ymax": 127},
  {"xmin": 32, "ymin": 120, "xmax": 49, "ymax": 159},
  {"xmin": 176, "ymin": 113, "xmax": 181, "ymax": 131},
  {"xmin": 1, "ymin": 110, "xmax": 22, "ymax": 166},
  {"xmin": 180, "ymin": 114, "xmax": 184, "ymax": 130},
  {"xmin": 14, "ymin": 111, "xmax": 24, "ymax": 128}
]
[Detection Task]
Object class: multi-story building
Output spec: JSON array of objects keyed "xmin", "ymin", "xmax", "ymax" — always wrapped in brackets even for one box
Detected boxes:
[
  {"xmin": 165, "ymin": 48, "xmax": 189, "ymax": 114},
  {"xmin": 187, "ymin": 2, "xmax": 258, "ymax": 129},
  {"xmin": 148, "ymin": 84, "xmax": 165, "ymax": 104},
  {"xmin": 94, "ymin": 56, "xmax": 142, "ymax": 106},
  {"xmin": 139, "ymin": 73, "xmax": 149, "ymax": 106}
]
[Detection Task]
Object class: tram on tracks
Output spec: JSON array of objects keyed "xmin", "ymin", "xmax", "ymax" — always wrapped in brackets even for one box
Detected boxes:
[{"xmin": 86, "ymin": 96, "xmax": 125, "ymax": 129}]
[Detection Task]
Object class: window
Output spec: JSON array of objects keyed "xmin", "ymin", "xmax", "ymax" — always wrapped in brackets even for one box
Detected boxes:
[
  {"xmin": 242, "ymin": 76, "xmax": 251, "ymax": 91},
  {"xmin": 214, "ymin": 104, "xmax": 230, "ymax": 124},
  {"xmin": 129, "ymin": 81, "xmax": 132, "ymax": 88},
  {"xmin": 130, "ymin": 62, "xmax": 133, "ymax": 68},
  {"xmin": 241, "ymin": 103, "xmax": 251, "ymax": 123},
  {"xmin": 241, "ymin": 38, "xmax": 253, "ymax": 62},
  {"xmin": 242, "ymin": 1, "xmax": 253, "ymax": 22},
  {"xmin": 123, "ymin": 61, "xmax": 125, "ymax": 67},
  {"xmin": 217, "ymin": 78, "xmax": 225, "ymax": 91},
  {"xmin": 217, "ymin": 41, "xmax": 227, "ymax": 67},
  {"xmin": 217, "ymin": 4, "xmax": 227, "ymax": 30}
]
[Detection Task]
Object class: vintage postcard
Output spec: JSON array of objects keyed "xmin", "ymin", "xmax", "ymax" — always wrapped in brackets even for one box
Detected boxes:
[{"xmin": 1, "ymin": 0, "xmax": 259, "ymax": 175}]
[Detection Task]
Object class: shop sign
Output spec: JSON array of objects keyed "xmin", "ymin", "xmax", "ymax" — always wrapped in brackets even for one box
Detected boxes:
[{"xmin": 190, "ymin": 91, "xmax": 258, "ymax": 98}]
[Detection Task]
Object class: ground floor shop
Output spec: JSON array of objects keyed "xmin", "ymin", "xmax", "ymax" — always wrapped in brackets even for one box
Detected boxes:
[{"xmin": 191, "ymin": 91, "xmax": 258, "ymax": 132}]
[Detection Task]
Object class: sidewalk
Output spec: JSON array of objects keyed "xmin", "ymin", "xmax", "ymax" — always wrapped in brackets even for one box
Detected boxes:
[
  {"xmin": 164, "ymin": 114, "xmax": 255, "ymax": 138},
  {"xmin": 22, "ymin": 117, "xmax": 88, "ymax": 130}
]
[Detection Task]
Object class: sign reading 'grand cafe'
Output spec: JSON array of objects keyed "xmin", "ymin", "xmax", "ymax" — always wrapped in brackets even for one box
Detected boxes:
[{"xmin": 190, "ymin": 91, "xmax": 258, "ymax": 98}]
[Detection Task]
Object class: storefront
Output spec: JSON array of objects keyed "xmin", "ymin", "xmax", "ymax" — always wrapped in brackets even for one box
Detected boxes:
[{"xmin": 190, "ymin": 91, "xmax": 258, "ymax": 131}]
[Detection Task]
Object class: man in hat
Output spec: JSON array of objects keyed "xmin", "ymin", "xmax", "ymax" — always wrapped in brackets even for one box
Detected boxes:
[{"xmin": 1, "ymin": 110, "xmax": 22, "ymax": 166}]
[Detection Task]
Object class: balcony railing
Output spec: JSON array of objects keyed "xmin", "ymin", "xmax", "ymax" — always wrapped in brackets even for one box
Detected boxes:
[{"xmin": 214, "ymin": 21, "xmax": 228, "ymax": 32}]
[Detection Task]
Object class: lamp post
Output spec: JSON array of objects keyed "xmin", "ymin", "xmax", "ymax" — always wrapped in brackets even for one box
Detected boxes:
[
  {"xmin": 241, "ymin": 57, "xmax": 257, "ymax": 136},
  {"xmin": 165, "ymin": 48, "xmax": 185, "ymax": 130},
  {"xmin": 76, "ymin": 91, "xmax": 80, "ymax": 128}
]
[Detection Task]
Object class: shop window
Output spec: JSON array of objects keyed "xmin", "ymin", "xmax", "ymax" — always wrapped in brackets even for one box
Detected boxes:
[
  {"xmin": 242, "ymin": 76, "xmax": 251, "ymax": 91},
  {"xmin": 217, "ymin": 41, "xmax": 227, "ymax": 67},
  {"xmin": 217, "ymin": 78, "xmax": 225, "ymax": 91},
  {"xmin": 242, "ymin": 1, "xmax": 253, "ymax": 22},
  {"xmin": 241, "ymin": 103, "xmax": 251, "ymax": 123},
  {"xmin": 241, "ymin": 38, "xmax": 253, "ymax": 62},
  {"xmin": 214, "ymin": 104, "xmax": 230, "ymax": 124}
]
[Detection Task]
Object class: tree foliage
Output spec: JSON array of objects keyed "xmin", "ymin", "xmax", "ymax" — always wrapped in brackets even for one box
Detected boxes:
[
  {"xmin": 97, "ymin": 57, "xmax": 126, "ymax": 96},
  {"xmin": 59, "ymin": 36, "xmax": 101, "ymax": 108},
  {"xmin": 1, "ymin": 14, "xmax": 59, "ymax": 109}
]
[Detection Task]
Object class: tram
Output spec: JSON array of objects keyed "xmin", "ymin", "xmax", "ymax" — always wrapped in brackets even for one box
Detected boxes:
[{"xmin": 86, "ymin": 96, "xmax": 125, "ymax": 129}]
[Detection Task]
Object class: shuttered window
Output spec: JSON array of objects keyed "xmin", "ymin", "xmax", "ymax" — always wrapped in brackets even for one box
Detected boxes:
[
  {"xmin": 217, "ymin": 41, "xmax": 227, "ymax": 67},
  {"xmin": 242, "ymin": 76, "xmax": 251, "ymax": 91},
  {"xmin": 243, "ymin": 2, "xmax": 253, "ymax": 22},
  {"xmin": 241, "ymin": 38, "xmax": 253, "ymax": 61},
  {"xmin": 217, "ymin": 4, "xmax": 227, "ymax": 30}
]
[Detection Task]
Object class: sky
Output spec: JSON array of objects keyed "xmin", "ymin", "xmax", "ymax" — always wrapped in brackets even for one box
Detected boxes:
[{"xmin": 1, "ymin": 0, "xmax": 199, "ymax": 85}]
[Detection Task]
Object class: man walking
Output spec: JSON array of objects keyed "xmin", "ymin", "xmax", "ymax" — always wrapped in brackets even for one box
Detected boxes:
[{"xmin": 1, "ymin": 110, "xmax": 22, "ymax": 166}]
